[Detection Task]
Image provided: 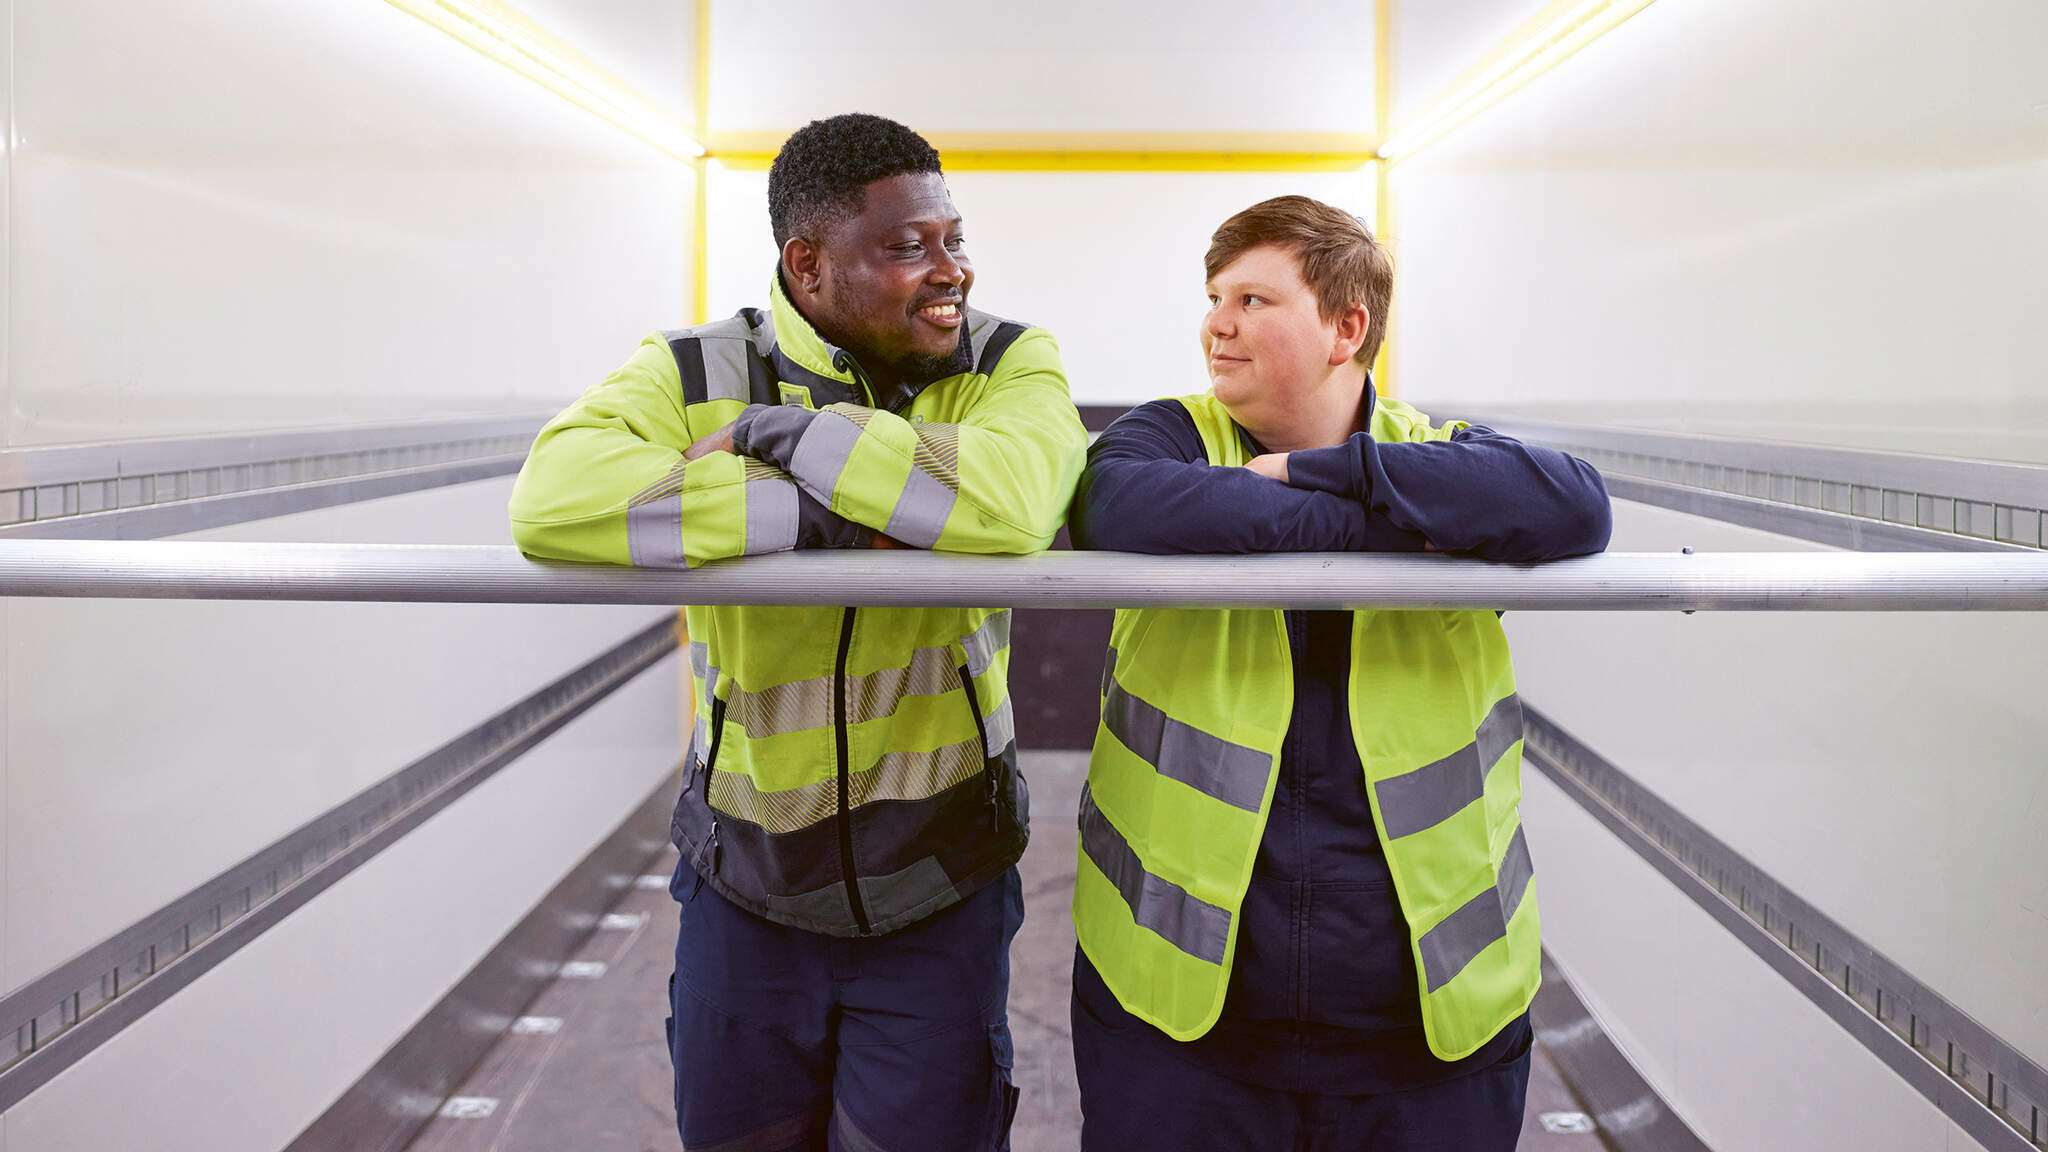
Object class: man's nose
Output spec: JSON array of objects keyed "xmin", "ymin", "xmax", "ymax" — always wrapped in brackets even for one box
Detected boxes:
[
  {"xmin": 930, "ymin": 248, "xmax": 964, "ymax": 286},
  {"xmin": 1205, "ymin": 306, "xmax": 1235, "ymax": 339}
]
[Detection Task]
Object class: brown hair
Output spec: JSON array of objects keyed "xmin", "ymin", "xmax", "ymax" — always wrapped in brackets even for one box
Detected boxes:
[{"xmin": 1205, "ymin": 195, "xmax": 1392, "ymax": 366}]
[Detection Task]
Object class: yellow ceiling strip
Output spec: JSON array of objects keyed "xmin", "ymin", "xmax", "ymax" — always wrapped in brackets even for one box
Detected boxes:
[
  {"xmin": 1377, "ymin": 0, "xmax": 1661, "ymax": 164},
  {"xmin": 708, "ymin": 130, "xmax": 1378, "ymax": 172},
  {"xmin": 691, "ymin": 0, "xmax": 712, "ymax": 323},
  {"xmin": 716, "ymin": 149, "xmax": 1378, "ymax": 174},
  {"xmin": 1372, "ymin": 0, "xmax": 1397, "ymax": 397},
  {"xmin": 382, "ymin": 0, "xmax": 704, "ymax": 160}
]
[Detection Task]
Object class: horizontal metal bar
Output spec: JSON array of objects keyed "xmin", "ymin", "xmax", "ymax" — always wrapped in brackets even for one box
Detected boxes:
[
  {"xmin": 1, "ymin": 541, "xmax": 2046, "ymax": 610},
  {"xmin": 0, "ymin": 616, "xmax": 678, "ymax": 1113},
  {"xmin": 1524, "ymin": 707, "xmax": 2047, "ymax": 1151},
  {"xmin": 0, "ymin": 455, "xmax": 528, "ymax": 541},
  {"xmin": 0, "ymin": 416, "xmax": 548, "ymax": 489}
]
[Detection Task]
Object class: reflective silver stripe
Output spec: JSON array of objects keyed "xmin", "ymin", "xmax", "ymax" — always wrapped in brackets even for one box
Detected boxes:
[
  {"xmin": 1101, "ymin": 647, "xmax": 1117, "ymax": 695},
  {"xmin": 787, "ymin": 408, "xmax": 864, "ymax": 506},
  {"xmin": 1078, "ymin": 784, "xmax": 1231, "ymax": 965},
  {"xmin": 1102, "ymin": 675, "xmax": 1268, "ymax": 812},
  {"xmin": 698, "ymin": 338, "xmax": 756, "ymax": 404},
  {"xmin": 687, "ymin": 640, "xmax": 718, "ymax": 704},
  {"xmin": 711, "ymin": 734, "xmax": 985, "ymax": 835},
  {"xmin": 832, "ymin": 1100, "xmax": 892, "ymax": 1152},
  {"xmin": 684, "ymin": 714, "xmax": 707, "ymax": 770},
  {"xmin": 1497, "ymin": 823, "xmax": 1534, "ymax": 920},
  {"xmin": 1417, "ymin": 825, "xmax": 1537, "ymax": 992},
  {"xmin": 1374, "ymin": 694, "xmax": 1524, "ymax": 840},
  {"xmin": 882, "ymin": 465, "xmax": 957, "ymax": 548},
  {"xmin": 743, "ymin": 476, "xmax": 800, "ymax": 555},
  {"xmin": 981, "ymin": 693, "xmax": 1016, "ymax": 757},
  {"xmin": 961, "ymin": 611, "xmax": 1011, "ymax": 679},
  {"xmin": 625, "ymin": 494, "xmax": 686, "ymax": 567},
  {"xmin": 723, "ymin": 641, "xmax": 969, "ymax": 740}
]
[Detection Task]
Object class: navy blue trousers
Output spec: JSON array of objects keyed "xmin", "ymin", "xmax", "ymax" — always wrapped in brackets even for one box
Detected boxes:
[
  {"xmin": 1071, "ymin": 951, "xmax": 1532, "ymax": 1152},
  {"xmin": 666, "ymin": 861, "xmax": 1024, "ymax": 1152}
]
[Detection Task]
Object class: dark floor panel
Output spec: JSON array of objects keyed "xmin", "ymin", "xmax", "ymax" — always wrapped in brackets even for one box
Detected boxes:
[{"xmin": 405, "ymin": 752, "xmax": 1680, "ymax": 1151}]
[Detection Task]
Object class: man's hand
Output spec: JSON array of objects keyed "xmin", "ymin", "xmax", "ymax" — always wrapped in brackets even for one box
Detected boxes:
[
  {"xmin": 683, "ymin": 423, "xmax": 735, "ymax": 461},
  {"xmin": 1244, "ymin": 453, "xmax": 1290, "ymax": 484}
]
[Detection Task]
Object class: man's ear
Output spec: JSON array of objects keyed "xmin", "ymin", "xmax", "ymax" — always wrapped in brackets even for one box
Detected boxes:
[
  {"xmin": 783, "ymin": 237, "xmax": 825, "ymax": 299},
  {"xmin": 1330, "ymin": 303, "xmax": 1371, "ymax": 366}
]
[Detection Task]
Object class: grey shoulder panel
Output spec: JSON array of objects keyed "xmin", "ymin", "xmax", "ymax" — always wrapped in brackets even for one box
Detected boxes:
[
  {"xmin": 663, "ymin": 310, "xmax": 772, "ymax": 406},
  {"xmin": 965, "ymin": 307, "xmax": 1035, "ymax": 377}
]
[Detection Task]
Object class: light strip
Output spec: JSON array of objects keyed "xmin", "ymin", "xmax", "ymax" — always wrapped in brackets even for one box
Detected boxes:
[
  {"xmin": 690, "ymin": 0, "xmax": 712, "ymax": 323},
  {"xmin": 708, "ymin": 130, "xmax": 1379, "ymax": 173},
  {"xmin": 1377, "ymin": 0, "xmax": 1661, "ymax": 164},
  {"xmin": 382, "ymin": 0, "xmax": 705, "ymax": 160},
  {"xmin": 1371, "ymin": 0, "xmax": 1396, "ymax": 397}
]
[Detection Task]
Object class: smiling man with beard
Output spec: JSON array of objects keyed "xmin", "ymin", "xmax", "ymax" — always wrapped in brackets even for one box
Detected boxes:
[{"xmin": 510, "ymin": 113, "xmax": 1086, "ymax": 1151}]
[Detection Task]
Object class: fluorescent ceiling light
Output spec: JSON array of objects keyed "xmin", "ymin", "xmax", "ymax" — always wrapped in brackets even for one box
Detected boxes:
[
  {"xmin": 385, "ymin": 0, "xmax": 705, "ymax": 161},
  {"xmin": 1378, "ymin": 0, "xmax": 1660, "ymax": 164}
]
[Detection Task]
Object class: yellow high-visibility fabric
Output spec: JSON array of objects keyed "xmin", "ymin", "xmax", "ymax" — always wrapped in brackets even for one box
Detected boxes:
[{"xmin": 1073, "ymin": 392, "xmax": 1540, "ymax": 1059}]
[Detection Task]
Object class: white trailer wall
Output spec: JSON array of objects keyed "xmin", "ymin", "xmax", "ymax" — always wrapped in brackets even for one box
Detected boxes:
[
  {"xmin": 1388, "ymin": 1, "xmax": 2048, "ymax": 1148},
  {"xmin": 703, "ymin": 0, "xmax": 1381, "ymax": 408},
  {"xmin": 1, "ymin": 2, "xmax": 694, "ymax": 1149}
]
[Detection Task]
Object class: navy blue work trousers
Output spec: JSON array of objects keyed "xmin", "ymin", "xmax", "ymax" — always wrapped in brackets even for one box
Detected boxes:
[
  {"xmin": 666, "ymin": 861, "xmax": 1024, "ymax": 1152},
  {"xmin": 1071, "ymin": 952, "xmax": 1532, "ymax": 1152}
]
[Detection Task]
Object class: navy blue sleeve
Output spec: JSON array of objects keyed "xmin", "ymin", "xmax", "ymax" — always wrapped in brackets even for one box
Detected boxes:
[
  {"xmin": 1287, "ymin": 424, "xmax": 1612, "ymax": 562},
  {"xmin": 729, "ymin": 403, "xmax": 872, "ymax": 550},
  {"xmin": 796, "ymin": 488, "xmax": 872, "ymax": 550},
  {"xmin": 1070, "ymin": 401, "xmax": 1429, "ymax": 554}
]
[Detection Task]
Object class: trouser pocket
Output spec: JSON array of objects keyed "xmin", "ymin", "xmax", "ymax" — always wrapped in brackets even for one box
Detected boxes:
[{"xmin": 987, "ymin": 1021, "xmax": 1020, "ymax": 1150}]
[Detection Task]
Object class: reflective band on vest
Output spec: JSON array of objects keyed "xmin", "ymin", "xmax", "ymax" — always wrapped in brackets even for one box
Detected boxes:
[{"xmin": 1071, "ymin": 391, "xmax": 1541, "ymax": 1060}]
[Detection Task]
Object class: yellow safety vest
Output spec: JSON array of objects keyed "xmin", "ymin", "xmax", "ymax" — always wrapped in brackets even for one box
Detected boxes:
[
  {"xmin": 1071, "ymin": 392, "xmax": 1540, "ymax": 1059},
  {"xmin": 511, "ymin": 273, "xmax": 1088, "ymax": 936}
]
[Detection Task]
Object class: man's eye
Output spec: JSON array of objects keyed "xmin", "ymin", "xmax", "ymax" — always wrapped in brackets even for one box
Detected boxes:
[
  {"xmin": 891, "ymin": 242, "xmax": 923, "ymax": 256},
  {"xmin": 944, "ymin": 236, "xmax": 966, "ymax": 252},
  {"xmin": 1243, "ymin": 295, "xmax": 1262, "ymax": 307}
]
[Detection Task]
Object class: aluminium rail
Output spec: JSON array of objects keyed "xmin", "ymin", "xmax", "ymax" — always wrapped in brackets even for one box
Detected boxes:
[{"xmin": 1, "ymin": 540, "xmax": 2047, "ymax": 610}]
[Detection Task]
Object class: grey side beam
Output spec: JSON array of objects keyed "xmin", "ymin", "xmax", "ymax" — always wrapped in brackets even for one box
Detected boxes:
[{"xmin": 2, "ymin": 541, "xmax": 2046, "ymax": 610}]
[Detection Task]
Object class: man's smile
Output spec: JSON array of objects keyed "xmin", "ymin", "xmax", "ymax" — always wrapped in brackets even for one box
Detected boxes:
[{"xmin": 915, "ymin": 300, "xmax": 964, "ymax": 328}]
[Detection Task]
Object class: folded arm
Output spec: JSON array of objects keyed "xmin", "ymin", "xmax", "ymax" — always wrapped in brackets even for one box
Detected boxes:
[
  {"xmin": 727, "ymin": 328, "xmax": 1088, "ymax": 554},
  {"xmin": 1071, "ymin": 400, "xmax": 1430, "ymax": 554},
  {"xmin": 508, "ymin": 335, "xmax": 867, "ymax": 567},
  {"xmin": 1286, "ymin": 423, "xmax": 1612, "ymax": 562}
]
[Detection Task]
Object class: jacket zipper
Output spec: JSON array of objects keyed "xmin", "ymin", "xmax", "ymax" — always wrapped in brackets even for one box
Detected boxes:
[
  {"xmin": 833, "ymin": 606, "xmax": 872, "ymax": 935},
  {"xmin": 955, "ymin": 659, "xmax": 1000, "ymax": 832},
  {"xmin": 700, "ymin": 696, "xmax": 727, "ymax": 876}
]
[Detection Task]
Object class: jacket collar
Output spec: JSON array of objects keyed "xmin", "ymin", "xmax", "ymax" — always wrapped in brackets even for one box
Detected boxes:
[{"xmin": 768, "ymin": 270, "xmax": 872, "ymax": 402}]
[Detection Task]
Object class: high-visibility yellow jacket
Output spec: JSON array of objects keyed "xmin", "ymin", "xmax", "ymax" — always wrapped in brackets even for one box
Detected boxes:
[
  {"xmin": 1072, "ymin": 392, "xmax": 1540, "ymax": 1059},
  {"xmin": 510, "ymin": 274, "xmax": 1088, "ymax": 935}
]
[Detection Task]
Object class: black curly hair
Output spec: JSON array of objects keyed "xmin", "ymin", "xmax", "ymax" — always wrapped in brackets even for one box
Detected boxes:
[{"xmin": 768, "ymin": 113, "xmax": 944, "ymax": 249}]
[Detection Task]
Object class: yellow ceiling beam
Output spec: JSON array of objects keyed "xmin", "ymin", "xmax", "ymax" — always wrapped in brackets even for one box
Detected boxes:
[
  {"xmin": 1378, "ymin": 0, "xmax": 1662, "ymax": 164},
  {"xmin": 691, "ymin": 0, "xmax": 712, "ymax": 324},
  {"xmin": 707, "ymin": 131, "xmax": 1380, "ymax": 172},
  {"xmin": 382, "ymin": 0, "xmax": 704, "ymax": 160},
  {"xmin": 1372, "ymin": 0, "xmax": 1396, "ymax": 398}
]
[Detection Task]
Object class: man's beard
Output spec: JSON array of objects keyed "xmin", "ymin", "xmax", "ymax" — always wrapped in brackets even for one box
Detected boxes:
[{"xmin": 890, "ymin": 331, "xmax": 974, "ymax": 386}]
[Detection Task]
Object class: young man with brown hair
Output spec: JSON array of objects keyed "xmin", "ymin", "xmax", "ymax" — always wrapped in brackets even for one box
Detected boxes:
[{"xmin": 1067, "ymin": 195, "xmax": 1610, "ymax": 1150}]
